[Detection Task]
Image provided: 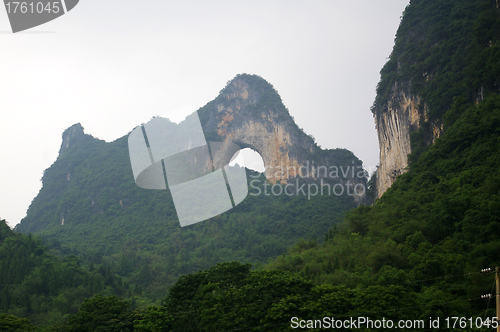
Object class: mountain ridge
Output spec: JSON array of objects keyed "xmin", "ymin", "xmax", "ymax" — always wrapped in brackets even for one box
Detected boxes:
[{"xmin": 14, "ymin": 73, "xmax": 364, "ymax": 299}]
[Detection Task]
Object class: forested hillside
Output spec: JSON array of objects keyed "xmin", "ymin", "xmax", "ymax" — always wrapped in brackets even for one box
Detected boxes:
[{"xmin": 0, "ymin": 219, "xmax": 151, "ymax": 330}]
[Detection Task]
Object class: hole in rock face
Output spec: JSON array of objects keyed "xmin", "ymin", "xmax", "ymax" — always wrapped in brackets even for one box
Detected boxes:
[{"xmin": 228, "ymin": 148, "xmax": 265, "ymax": 173}]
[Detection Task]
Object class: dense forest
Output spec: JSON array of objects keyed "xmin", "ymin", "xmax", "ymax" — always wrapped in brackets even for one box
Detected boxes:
[
  {"xmin": 2, "ymin": 0, "xmax": 500, "ymax": 330},
  {"xmin": 0, "ymin": 219, "xmax": 146, "ymax": 331}
]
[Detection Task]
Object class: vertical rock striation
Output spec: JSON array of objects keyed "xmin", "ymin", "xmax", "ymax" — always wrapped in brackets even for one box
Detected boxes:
[{"xmin": 373, "ymin": 80, "xmax": 443, "ymax": 199}]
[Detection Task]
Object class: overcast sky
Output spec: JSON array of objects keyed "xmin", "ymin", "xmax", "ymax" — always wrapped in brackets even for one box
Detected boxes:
[{"xmin": 0, "ymin": 1, "xmax": 409, "ymax": 228}]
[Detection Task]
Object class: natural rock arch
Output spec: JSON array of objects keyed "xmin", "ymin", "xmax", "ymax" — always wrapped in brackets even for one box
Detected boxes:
[{"xmin": 199, "ymin": 74, "xmax": 365, "ymax": 194}]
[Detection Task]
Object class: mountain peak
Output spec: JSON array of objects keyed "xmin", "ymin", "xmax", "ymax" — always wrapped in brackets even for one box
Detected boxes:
[
  {"xmin": 58, "ymin": 123, "xmax": 85, "ymax": 157},
  {"xmin": 218, "ymin": 74, "xmax": 283, "ymax": 111}
]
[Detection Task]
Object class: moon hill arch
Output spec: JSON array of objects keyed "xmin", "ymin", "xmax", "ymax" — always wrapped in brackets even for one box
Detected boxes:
[
  {"xmin": 15, "ymin": 73, "xmax": 367, "ymax": 235},
  {"xmin": 196, "ymin": 74, "xmax": 367, "ymax": 202}
]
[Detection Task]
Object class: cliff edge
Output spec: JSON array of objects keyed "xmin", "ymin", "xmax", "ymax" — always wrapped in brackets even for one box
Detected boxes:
[{"xmin": 372, "ymin": 0, "xmax": 500, "ymax": 198}]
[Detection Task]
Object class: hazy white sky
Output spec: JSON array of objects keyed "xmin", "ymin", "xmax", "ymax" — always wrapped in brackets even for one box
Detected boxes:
[{"xmin": 0, "ymin": 1, "xmax": 409, "ymax": 228}]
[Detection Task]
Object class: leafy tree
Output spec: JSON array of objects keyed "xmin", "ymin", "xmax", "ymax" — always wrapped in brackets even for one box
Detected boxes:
[
  {"xmin": 0, "ymin": 313, "xmax": 35, "ymax": 332},
  {"xmin": 66, "ymin": 294, "xmax": 134, "ymax": 332},
  {"xmin": 133, "ymin": 306, "xmax": 172, "ymax": 332}
]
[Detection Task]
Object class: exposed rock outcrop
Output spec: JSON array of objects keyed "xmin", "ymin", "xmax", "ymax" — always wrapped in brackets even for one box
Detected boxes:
[
  {"xmin": 373, "ymin": 81, "xmax": 443, "ymax": 198},
  {"xmin": 370, "ymin": 0, "xmax": 500, "ymax": 199},
  {"xmin": 58, "ymin": 123, "xmax": 85, "ymax": 157}
]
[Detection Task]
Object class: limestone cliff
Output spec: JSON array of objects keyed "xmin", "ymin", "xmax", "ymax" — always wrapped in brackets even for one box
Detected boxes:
[
  {"xmin": 373, "ymin": 82, "xmax": 442, "ymax": 198},
  {"xmin": 370, "ymin": 0, "xmax": 499, "ymax": 199}
]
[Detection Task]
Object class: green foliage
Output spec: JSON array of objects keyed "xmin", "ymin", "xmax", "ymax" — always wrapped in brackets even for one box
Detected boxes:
[
  {"xmin": 375, "ymin": 0, "xmax": 500, "ymax": 123},
  {"xmin": 66, "ymin": 294, "xmax": 142, "ymax": 332},
  {"xmin": 133, "ymin": 306, "xmax": 172, "ymax": 332},
  {"xmin": 117, "ymin": 263, "xmax": 419, "ymax": 331},
  {"xmin": 0, "ymin": 313, "xmax": 36, "ymax": 332},
  {"xmin": 61, "ymin": 262, "xmax": 417, "ymax": 331},
  {"xmin": 0, "ymin": 219, "xmax": 140, "ymax": 329}
]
